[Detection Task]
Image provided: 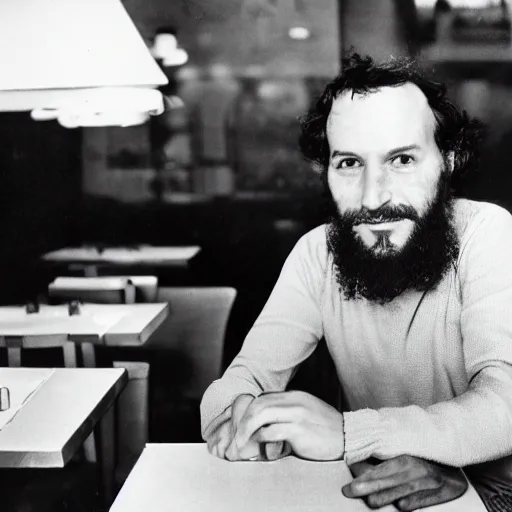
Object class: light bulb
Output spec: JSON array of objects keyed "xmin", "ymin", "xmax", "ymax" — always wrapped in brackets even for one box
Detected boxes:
[{"xmin": 288, "ymin": 26, "xmax": 311, "ymax": 40}]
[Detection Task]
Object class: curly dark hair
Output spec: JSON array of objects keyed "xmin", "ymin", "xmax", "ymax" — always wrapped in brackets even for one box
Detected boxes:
[{"xmin": 299, "ymin": 53, "xmax": 485, "ymax": 184}]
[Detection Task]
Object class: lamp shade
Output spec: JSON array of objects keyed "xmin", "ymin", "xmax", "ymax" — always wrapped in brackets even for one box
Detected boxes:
[{"xmin": 0, "ymin": 0, "xmax": 168, "ymax": 116}]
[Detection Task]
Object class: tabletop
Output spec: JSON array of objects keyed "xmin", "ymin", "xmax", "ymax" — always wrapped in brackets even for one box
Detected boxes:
[
  {"xmin": 110, "ymin": 444, "xmax": 486, "ymax": 512},
  {"xmin": 42, "ymin": 246, "xmax": 201, "ymax": 267},
  {"xmin": 0, "ymin": 367, "xmax": 127, "ymax": 468},
  {"xmin": 0, "ymin": 302, "xmax": 169, "ymax": 347}
]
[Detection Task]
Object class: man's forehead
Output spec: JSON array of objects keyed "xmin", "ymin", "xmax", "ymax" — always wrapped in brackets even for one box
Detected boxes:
[{"xmin": 327, "ymin": 83, "xmax": 437, "ymax": 149}]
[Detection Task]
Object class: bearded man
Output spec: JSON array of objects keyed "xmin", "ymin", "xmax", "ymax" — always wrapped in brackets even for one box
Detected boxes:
[{"xmin": 200, "ymin": 53, "xmax": 512, "ymax": 511}]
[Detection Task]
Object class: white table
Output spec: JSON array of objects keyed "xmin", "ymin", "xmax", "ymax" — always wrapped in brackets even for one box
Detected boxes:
[
  {"xmin": 0, "ymin": 305, "xmax": 167, "ymax": 505},
  {"xmin": 0, "ymin": 303, "xmax": 169, "ymax": 354},
  {"xmin": 0, "ymin": 367, "xmax": 126, "ymax": 468},
  {"xmin": 110, "ymin": 444, "xmax": 487, "ymax": 512},
  {"xmin": 48, "ymin": 275, "xmax": 159, "ymax": 303},
  {"xmin": 42, "ymin": 246, "xmax": 201, "ymax": 276}
]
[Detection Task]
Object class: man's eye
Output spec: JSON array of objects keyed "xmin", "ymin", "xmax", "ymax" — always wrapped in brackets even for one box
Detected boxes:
[
  {"xmin": 338, "ymin": 158, "xmax": 361, "ymax": 169},
  {"xmin": 391, "ymin": 154, "xmax": 414, "ymax": 167}
]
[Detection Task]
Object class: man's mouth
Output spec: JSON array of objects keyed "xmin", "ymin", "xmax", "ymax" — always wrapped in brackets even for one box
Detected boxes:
[{"xmin": 357, "ymin": 217, "xmax": 404, "ymax": 225}]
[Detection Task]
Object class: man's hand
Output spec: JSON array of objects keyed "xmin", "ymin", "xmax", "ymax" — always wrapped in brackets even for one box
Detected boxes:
[
  {"xmin": 207, "ymin": 394, "xmax": 287, "ymax": 461},
  {"xmin": 342, "ymin": 455, "xmax": 468, "ymax": 511},
  {"xmin": 206, "ymin": 394, "xmax": 254, "ymax": 459},
  {"xmin": 206, "ymin": 416, "xmax": 234, "ymax": 459},
  {"xmin": 226, "ymin": 390, "xmax": 344, "ymax": 462}
]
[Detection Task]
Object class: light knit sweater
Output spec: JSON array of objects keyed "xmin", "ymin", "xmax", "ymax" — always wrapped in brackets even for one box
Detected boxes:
[{"xmin": 200, "ymin": 199, "xmax": 512, "ymax": 468}]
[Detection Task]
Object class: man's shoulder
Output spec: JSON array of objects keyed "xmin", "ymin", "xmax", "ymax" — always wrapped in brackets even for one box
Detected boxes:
[
  {"xmin": 296, "ymin": 224, "xmax": 328, "ymax": 252},
  {"xmin": 299, "ymin": 224, "xmax": 328, "ymax": 242},
  {"xmin": 291, "ymin": 224, "xmax": 330, "ymax": 267},
  {"xmin": 453, "ymin": 198, "xmax": 512, "ymax": 238}
]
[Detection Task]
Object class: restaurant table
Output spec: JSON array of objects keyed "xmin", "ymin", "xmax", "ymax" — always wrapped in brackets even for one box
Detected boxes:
[
  {"xmin": 0, "ymin": 305, "xmax": 168, "ymax": 504},
  {"xmin": 42, "ymin": 245, "xmax": 201, "ymax": 277},
  {"xmin": 110, "ymin": 443, "xmax": 487, "ymax": 512},
  {"xmin": 48, "ymin": 275, "xmax": 159, "ymax": 303},
  {"xmin": 0, "ymin": 303, "xmax": 169, "ymax": 362},
  {"xmin": 0, "ymin": 367, "xmax": 126, "ymax": 468}
]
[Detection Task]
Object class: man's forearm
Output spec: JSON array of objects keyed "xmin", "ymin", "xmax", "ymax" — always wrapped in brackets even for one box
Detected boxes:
[{"xmin": 342, "ymin": 367, "xmax": 512, "ymax": 467}]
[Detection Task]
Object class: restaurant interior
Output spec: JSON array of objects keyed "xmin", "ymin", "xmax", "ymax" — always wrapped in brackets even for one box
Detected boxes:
[{"xmin": 0, "ymin": 0, "xmax": 511, "ymax": 510}]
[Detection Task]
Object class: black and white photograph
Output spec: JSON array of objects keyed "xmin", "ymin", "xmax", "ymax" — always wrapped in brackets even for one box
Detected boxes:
[{"xmin": 0, "ymin": 1, "xmax": 510, "ymax": 511}]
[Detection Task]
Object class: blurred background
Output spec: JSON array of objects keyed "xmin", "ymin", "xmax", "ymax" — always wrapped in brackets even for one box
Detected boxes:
[
  {"xmin": 3, "ymin": 0, "xmax": 512, "ymax": 425},
  {"xmin": 5, "ymin": 0, "xmax": 512, "ymax": 351},
  {"xmin": 2, "ymin": 0, "xmax": 512, "ymax": 415},
  {"xmin": 2, "ymin": 0, "xmax": 512, "ymax": 509}
]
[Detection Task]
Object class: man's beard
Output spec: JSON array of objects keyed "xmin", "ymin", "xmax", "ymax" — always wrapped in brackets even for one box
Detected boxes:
[{"xmin": 325, "ymin": 170, "xmax": 460, "ymax": 304}]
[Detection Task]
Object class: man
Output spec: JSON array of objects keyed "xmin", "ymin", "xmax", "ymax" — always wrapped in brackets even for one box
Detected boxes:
[{"xmin": 200, "ymin": 53, "xmax": 512, "ymax": 511}]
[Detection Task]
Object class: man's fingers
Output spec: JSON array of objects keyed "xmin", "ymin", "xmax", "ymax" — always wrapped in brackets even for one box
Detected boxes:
[
  {"xmin": 232, "ymin": 394, "xmax": 254, "ymax": 426},
  {"xmin": 356, "ymin": 456, "xmax": 420, "ymax": 481},
  {"xmin": 235, "ymin": 401, "xmax": 299, "ymax": 448},
  {"xmin": 343, "ymin": 455, "xmax": 431, "ymax": 497},
  {"xmin": 243, "ymin": 423, "xmax": 298, "ymax": 458},
  {"xmin": 224, "ymin": 438, "xmax": 241, "ymax": 461},
  {"xmin": 224, "ymin": 442, "xmax": 238, "ymax": 461},
  {"xmin": 396, "ymin": 471, "xmax": 468, "ymax": 512},
  {"xmin": 349, "ymin": 461, "xmax": 376, "ymax": 478},
  {"xmin": 216, "ymin": 431, "xmax": 233, "ymax": 459},
  {"xmin": 235, "ymin": 422, "xmax": 297, "ymax": 461},
  {"xmin": 343, "ymin": 472, "xmax": 408, "ymax": 498},
  {"xmin": 343, "ymin": 456, "xmax": 468, "ymax": 510},
  {"xmin": 225, "ymin": 394, "xmax": 258, "ymax": 461},
  {"xmin": 396, "ymin": 485, "xmax": 464, "ymax": 512},
  {"xmin": 251, "ymin": 423, "xmax": 288, "ymax": 444},
  {"xmin": 225, "ymin": 436, "xmax": 260, "ymax": 461},
  {"xmin": 342, "ymin": 468, "xmax": 436, "ymax": 498},
  {"xmin": 207, "ymin": 420, "xmax": 233, "ymax": 459},
  {"xmin": 280, "ymin": 441, "xmax": 293, "ymax": 457},
  {"xmin": 264, "ymin": 441, "xmax": 285, "ymax": 461},
  {"xmin": 225, "ymin": 439, "xmax": 285, "ymax": 462},
  {"xmin": 362, "ymin": 478, "xmax": 443, "ymax": 508}
]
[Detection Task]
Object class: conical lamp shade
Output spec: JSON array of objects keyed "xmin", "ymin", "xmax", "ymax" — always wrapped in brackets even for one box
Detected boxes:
[{"xmin": 0, "ymin": 0, "xmax": 168, "ymax": 117}]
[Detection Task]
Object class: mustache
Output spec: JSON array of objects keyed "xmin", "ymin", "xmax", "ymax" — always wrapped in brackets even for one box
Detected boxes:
[{"xmin": 341, "ymin": 205, "xmax": 420, "ymax": 225}]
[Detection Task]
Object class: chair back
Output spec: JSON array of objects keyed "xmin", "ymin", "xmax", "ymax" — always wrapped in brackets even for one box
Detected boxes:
[{"xmin": 147, "ymin": 287, "xmax": 237, "ymax": 400}]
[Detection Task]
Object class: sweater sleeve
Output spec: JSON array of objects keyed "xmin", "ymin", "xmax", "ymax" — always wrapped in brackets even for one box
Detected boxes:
[
  {"xmin": 200, "ymin": 230, "xmax": 326, "ymax": 441},
  {"xmin": 342, "ymin": 204, "xmax": 512, "ymax": 467}
]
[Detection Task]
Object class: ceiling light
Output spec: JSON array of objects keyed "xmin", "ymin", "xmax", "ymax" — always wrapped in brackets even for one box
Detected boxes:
[
  {"xmin": 287, "ymin": 0, "xmax": 311, "ymax": 41},
  {"xmin": 0, "ymin": 0, "xmax": 168, "ymax": 127},
  {"xmin": 288, "ymin": 26, "xmax": 311, "ymax": 40},
  {"xmin": 30, "ymin": 87, "xmax": 164, "ymax": 128},
  {"xmin": 151, "ymin": 32, "xmax": 189, "ymax": 67}
]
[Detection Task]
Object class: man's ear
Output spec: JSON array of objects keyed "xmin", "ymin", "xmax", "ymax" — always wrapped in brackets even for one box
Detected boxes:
[{"xmin": 446, "ymin": 151, "xmax": 455, "ymax": 174}]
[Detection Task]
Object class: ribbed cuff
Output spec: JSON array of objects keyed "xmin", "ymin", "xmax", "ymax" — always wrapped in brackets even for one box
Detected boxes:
[{"xmin": 343, "ymin": 408, "xmax": 387, "ymax": 465}]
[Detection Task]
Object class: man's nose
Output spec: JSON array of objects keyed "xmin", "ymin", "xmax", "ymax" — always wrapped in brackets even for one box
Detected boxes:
[{"xmin": 361, "ymin": 165, "xmax": 392, "ymax": 211}]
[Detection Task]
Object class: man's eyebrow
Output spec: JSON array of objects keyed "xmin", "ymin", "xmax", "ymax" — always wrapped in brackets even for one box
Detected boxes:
[
  {"xmin": 385, "ymin": 145, "xmax": 421, "ymax": 157},
  {"xmin": 331, "ymin": 145, "xmax": 421, "ymax": 160},
  {"xmin": 331, "ymin": 150, "xmax": 359, "ymax": 159}
]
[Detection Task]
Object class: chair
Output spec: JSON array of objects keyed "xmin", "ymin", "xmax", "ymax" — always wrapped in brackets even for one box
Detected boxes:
[
  {"xmin": 133, "ymin": 287, "xmax": 235, "ymax": 443},
  {"xmin": 146, "ymin": 287, "xmax": 237, "ymax": 401}
]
